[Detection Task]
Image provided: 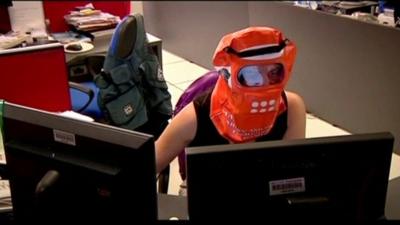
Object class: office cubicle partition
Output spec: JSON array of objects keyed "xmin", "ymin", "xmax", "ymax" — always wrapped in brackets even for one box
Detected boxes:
[
  {"xmin": 143, "ymin": 2, "xmax": 400, "ymax": 154},
  {"xmin": 0, "ymin": 2, "xmax": 12, "ymax": 34},
  {"xmin": 0, "ymin": 43, "xmax": 72, "ymax": 112},
  {"xmin": 248, "ymin": 2, "xmax": 400, "ymax": 154},
  {"xmin": 143, "ymin": 1, "xmax": 249, "ymax": 69}
]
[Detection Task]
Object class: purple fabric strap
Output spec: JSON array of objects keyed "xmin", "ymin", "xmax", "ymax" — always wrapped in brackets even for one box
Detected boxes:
[{"xmin": 173, "ymin": 70, "xmax": 219, "ymax": 180}]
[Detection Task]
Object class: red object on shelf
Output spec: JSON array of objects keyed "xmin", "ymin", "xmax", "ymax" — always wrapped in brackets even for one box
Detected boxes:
[
  {"xmin": 0, "ymin": 45, "xmax": 72, "ymax": 112},
  {"xmin": 0, "ymin": 6, "xmax": 12, "ymax": 33},
  {"xmin": 42, "ymin": 1, "xmax": 131, "ymax": 32}
]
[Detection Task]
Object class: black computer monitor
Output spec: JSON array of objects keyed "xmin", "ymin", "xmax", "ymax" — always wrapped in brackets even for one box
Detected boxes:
[
  {"xmin": 186, "ymin": 133, "xmax": 394, "ymax": 223},
  {"xmin": 2, "ymin": 102, "xmax": 158, "ymax": 224}
]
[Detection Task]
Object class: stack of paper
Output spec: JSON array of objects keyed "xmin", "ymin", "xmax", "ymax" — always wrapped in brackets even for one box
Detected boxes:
[
  {"xmin": 0, "ymin": 180, "xmax": 12, "ymax": 212},
  {"xmin": 0, "ymin": 32, "xmax": 27, "ymax": 50},
  {"xmin": 0, "ymin": 132, "xmax": 5, "ymax": 165},
  {"xmin": 51, "ymin": 31, "xmax": 92, "ymax": 44},
  {"xmin": 64, "ymin": 3, "xmax": 120, "ymax": 32}
]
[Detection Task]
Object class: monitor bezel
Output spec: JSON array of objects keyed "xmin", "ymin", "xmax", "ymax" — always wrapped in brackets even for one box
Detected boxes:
[
  {"xmin": 2, "ymin": 102, "xmax": 158, "ymax": 223},
  {"xmin": 3, "ymin": 101, "xmax": 152, "ymax": 148},
  {"xmin": 186, "ymin": 132, "xmax": 394, "ymax": 222}
]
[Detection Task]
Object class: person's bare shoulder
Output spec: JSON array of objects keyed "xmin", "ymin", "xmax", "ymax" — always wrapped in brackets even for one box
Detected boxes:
[
  {"xmin": 284, "ymin": 91, "xmax": 306, "ymax": 139},
  {"xmin": 285, "ymin": 91, "xmax": 306, "ymax": 111},
  {"xmin": 155, "ymin": 102, "xmax": 197, "ymax": 173}
]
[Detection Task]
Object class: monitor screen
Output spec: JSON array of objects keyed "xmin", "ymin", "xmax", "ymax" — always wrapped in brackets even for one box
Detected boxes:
[
  {"xmin": 2, "ymin": 102, "xmax": 157, "ymax": 224},
  {"xmin": 186, "ymin": 133, "xmax": 394, "ymax": 223}
]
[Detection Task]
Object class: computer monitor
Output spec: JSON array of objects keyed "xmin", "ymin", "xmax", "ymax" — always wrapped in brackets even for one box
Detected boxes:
[
  {"xmin": 186, "ymin": 133, "xmax": 394, "ymax": 223},
  {"xmin": 2, "ymin": 102, "xmax": 157, "ymax": 224}
]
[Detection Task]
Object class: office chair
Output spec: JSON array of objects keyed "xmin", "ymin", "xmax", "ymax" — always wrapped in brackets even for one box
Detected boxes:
[
  {"xmin": 69, "ymin": 82, "xmax": 94, "ymax": 113},
  {"xmin": 69, "ymin": 55, "xmax": 105, "ymax": 121},
  {"xmin": 173, "ymin": 71, "xmax": 219, "ymax": 181},
  {"xmin": 68, "ymin": 14, "xmax": 172, "ymax": 193}
]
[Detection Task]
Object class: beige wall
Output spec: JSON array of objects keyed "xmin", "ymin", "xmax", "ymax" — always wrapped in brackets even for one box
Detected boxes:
[{"xmin": 131, "ymin": 1, "xmax": 143, "ymax": 15}]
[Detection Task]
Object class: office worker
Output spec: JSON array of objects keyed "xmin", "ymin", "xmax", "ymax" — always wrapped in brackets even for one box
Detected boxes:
[{"xmin": 155, "ymin": 27, "xmax": 306, "ymax": 195}]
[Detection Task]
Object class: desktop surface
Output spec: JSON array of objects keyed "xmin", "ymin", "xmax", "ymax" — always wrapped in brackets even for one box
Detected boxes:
[
  {"xmin": 65, "ymin": 32, "xmax": 162, "ymax": 63},
  {"xmin": 158, "ymin": 193, "xmax": 188, "ymax": 221},
  {"xmin": 385, "ymin": 176, "xmax": 400, "ymax": 220}
]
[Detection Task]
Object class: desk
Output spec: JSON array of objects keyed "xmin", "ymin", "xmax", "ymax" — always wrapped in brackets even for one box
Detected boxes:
[
  {"xmin": 65, "ymin": 31, "xmax": 162, "ymax": 62},
  {"xmin": 66, "ymin": 32, "xmax": 162, "ymax": 80},
  {"xmin": 386, "ymin": 177, "xmax": 400, "ymax": 220},
  {"xmin": 158, "ymin": 194, "xmax": 188, "ymax": 220},
  {"xmin": 319, "ymin": 1, "xmax": 378, "ymax": 15}
]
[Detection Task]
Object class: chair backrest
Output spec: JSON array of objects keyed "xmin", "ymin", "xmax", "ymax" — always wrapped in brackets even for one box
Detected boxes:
[
  {"xmin": 69, "ymin": 55, "xmax": 105, "ymax": 120},
  {"xmin": 94, "ymin": 13, "xmax": 172, "ymax": 194},
  {"xmin": 0, "ymin": 43, "xmax": 71, "ymax": 112},
  {"xmin": 174, "ymin": 70, "xmax": 219, "ymax": 180},
  {"xmin": 94, "ymin": 13, "xmax": 172, "ymax": 134}
]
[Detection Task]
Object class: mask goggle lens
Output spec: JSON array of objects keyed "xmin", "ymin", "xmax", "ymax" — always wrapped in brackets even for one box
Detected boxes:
[{"xmin": 238, "ymin": 63, "xmax": 284, "ymax": 87}]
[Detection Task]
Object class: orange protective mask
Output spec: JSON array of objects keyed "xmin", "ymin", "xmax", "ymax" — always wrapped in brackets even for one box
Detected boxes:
[{"xmin": 210, "ymin": 27, "xmax": 297, "ymax": 143}]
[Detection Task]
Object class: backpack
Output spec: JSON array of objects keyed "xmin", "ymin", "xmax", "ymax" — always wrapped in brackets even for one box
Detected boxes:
[{"xmin": 94, "ymin": 14, "xmax": 172, "ymax": 135}]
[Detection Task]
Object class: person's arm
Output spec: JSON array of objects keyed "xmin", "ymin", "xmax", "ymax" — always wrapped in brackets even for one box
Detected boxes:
[
  {"xmin": 155, "ymin": 102, "xmax": 197, "ymax": 173},
  {"xmin": 283, "ymin": 91, "xmax": 306, "ymax": 139}
]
